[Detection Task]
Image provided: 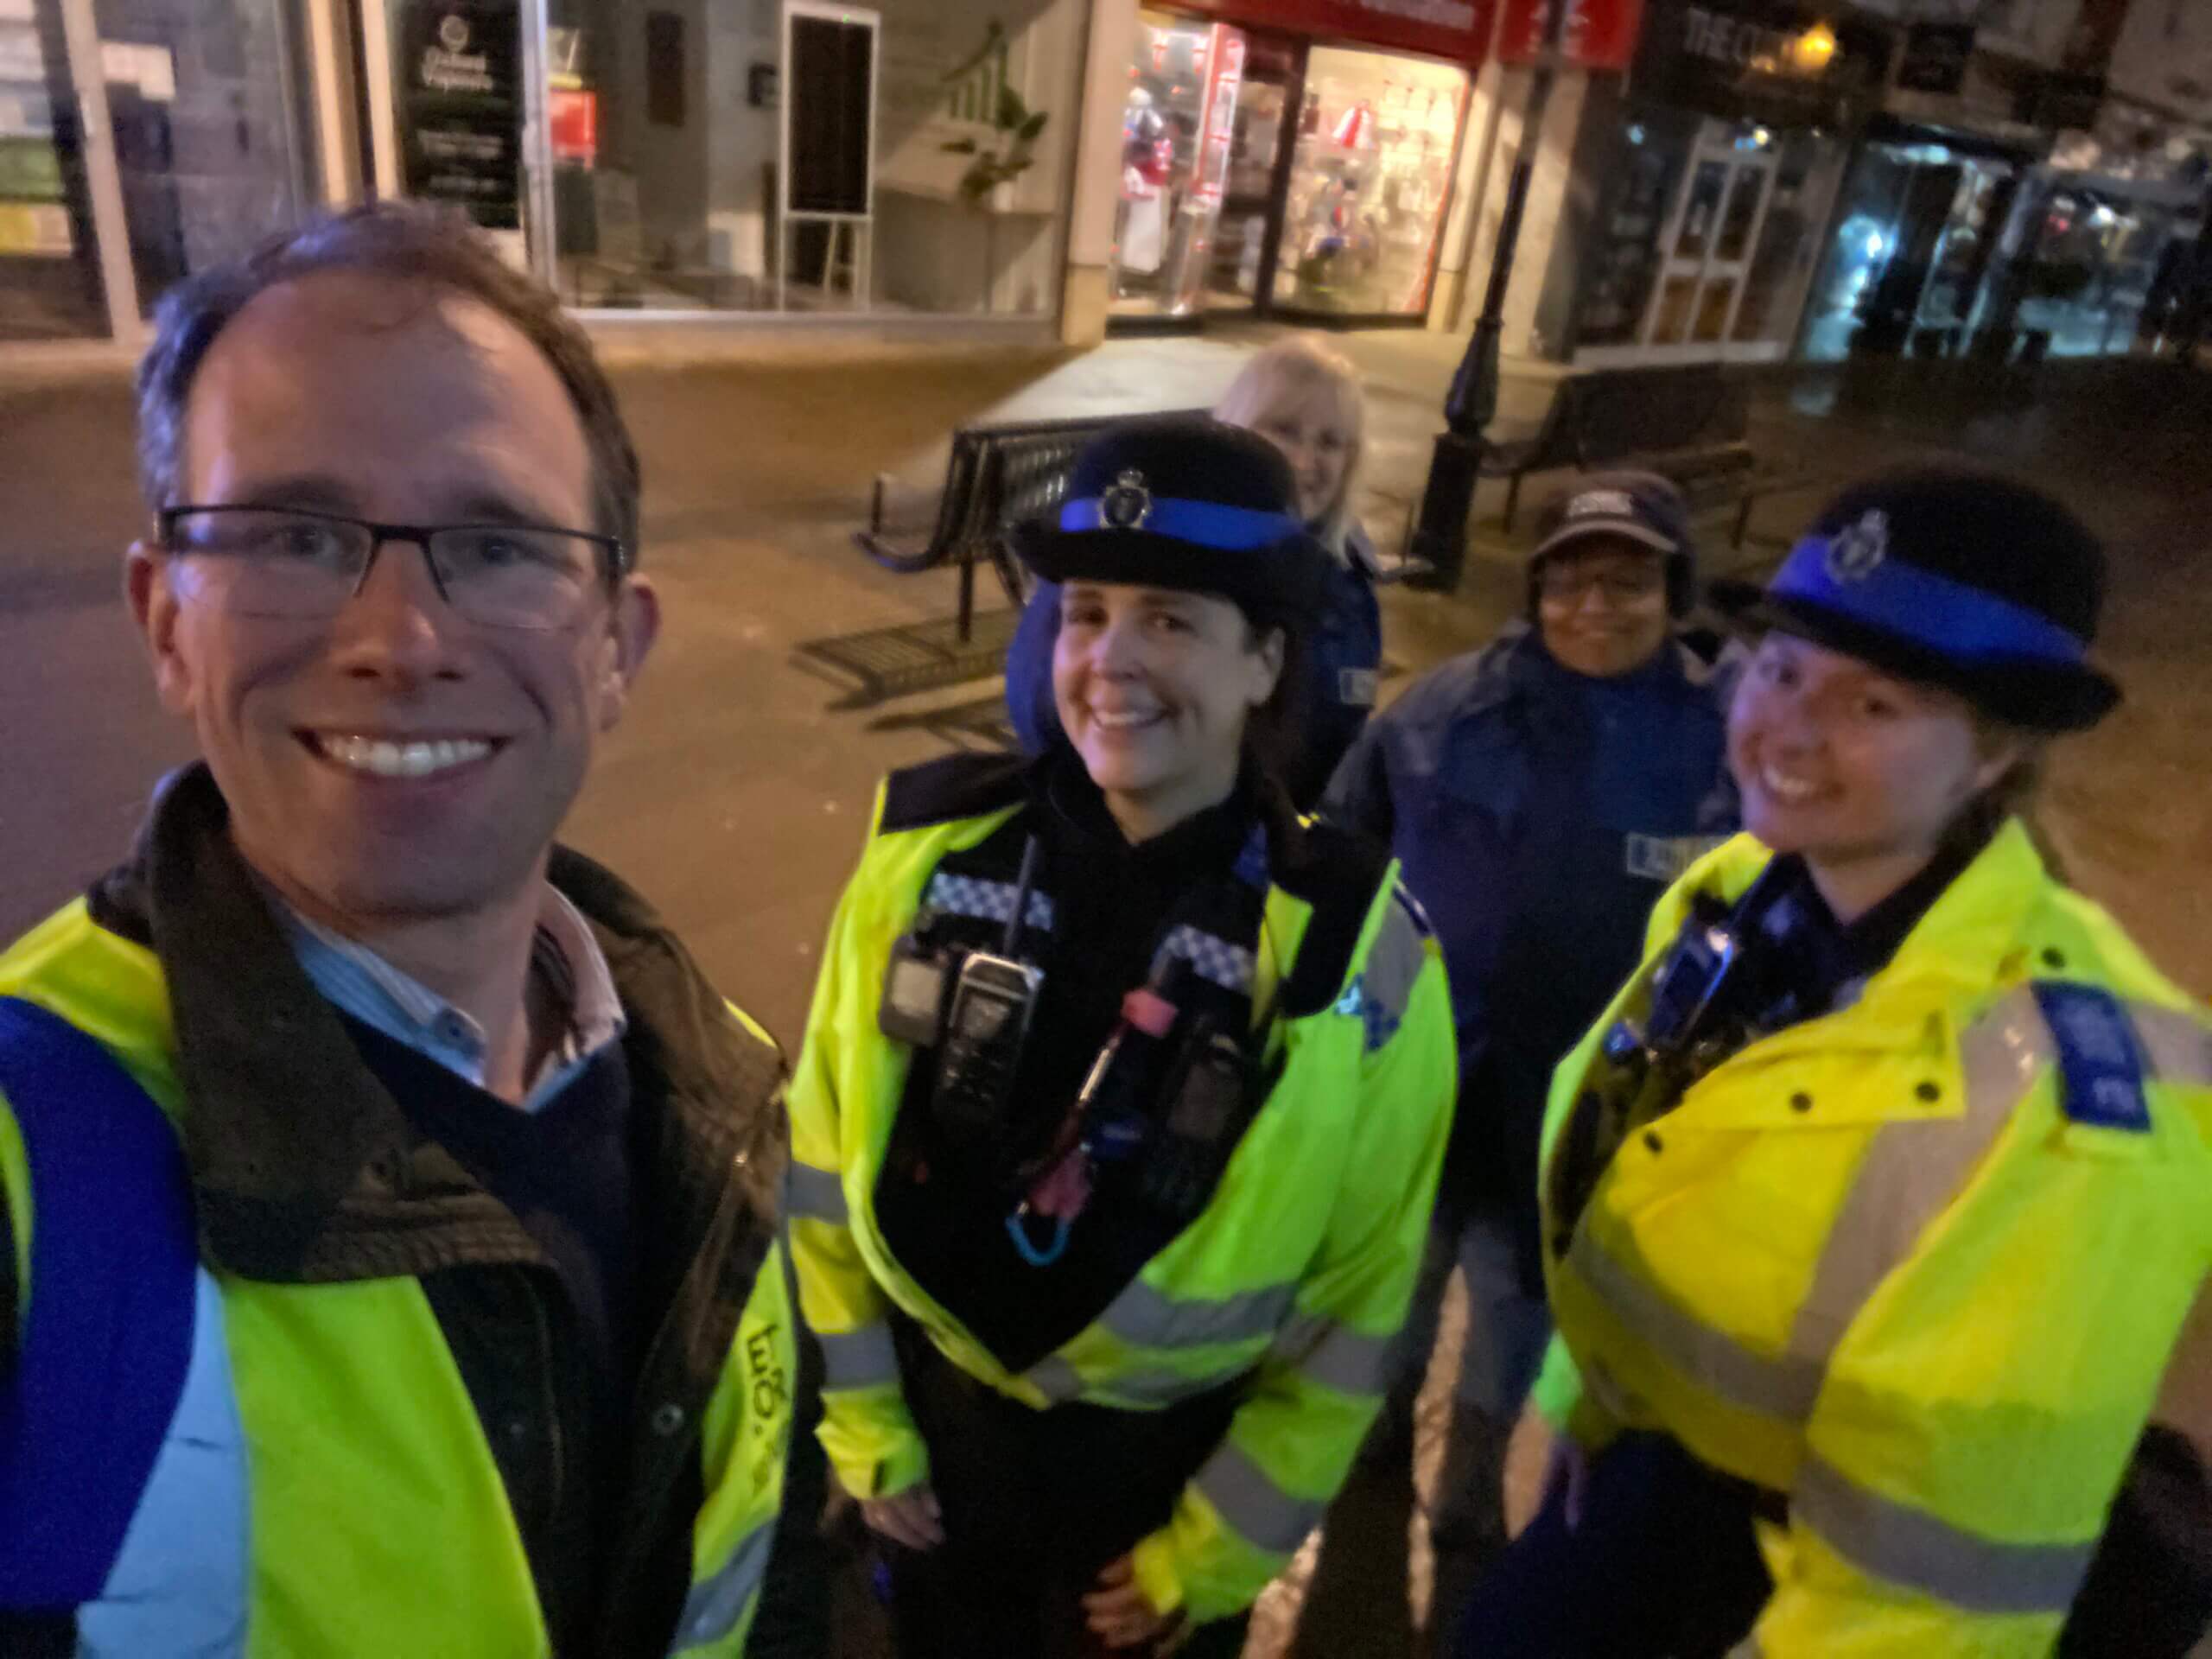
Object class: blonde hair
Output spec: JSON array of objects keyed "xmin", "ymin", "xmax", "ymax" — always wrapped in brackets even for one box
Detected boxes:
[{"xmin": 1212, "ymin": 334, "xmax": 1368, "ymax": 558}]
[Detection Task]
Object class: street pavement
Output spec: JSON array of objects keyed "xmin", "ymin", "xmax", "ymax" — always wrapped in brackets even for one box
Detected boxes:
[{"xmin": 3, "ymin": 327, "xmax": 2209, "ymax": 1655}]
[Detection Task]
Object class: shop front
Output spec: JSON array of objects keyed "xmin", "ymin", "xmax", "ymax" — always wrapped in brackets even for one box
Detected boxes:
[
  {"xmin": 1105, "ymin": 0, "xmax": 1493, "ymax": 329},
  {"xmin": 1797, "ymin": 116, "xmax": 2039, "ymax": 362},
  {"xmin": 357, "ymin": 0, "xmax": 1090, "ymax": 322},
  {"xmin": 0, "ymin": 0, "xmax": 312, "ymax": 344},
  {"xmin": 1564, "ymin": 0, "xmax": 1891, "ymax": 366}
]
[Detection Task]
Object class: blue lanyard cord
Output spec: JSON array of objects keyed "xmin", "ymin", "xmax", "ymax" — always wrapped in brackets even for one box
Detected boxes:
[{"xmin": 1006, "ymin": 1206, "xmax": 1072, "ymax": 1267}]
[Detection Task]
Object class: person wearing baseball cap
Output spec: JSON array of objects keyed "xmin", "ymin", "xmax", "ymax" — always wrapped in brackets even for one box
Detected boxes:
[
  {"xmin": 1459, "ymin": 469, "xmax": 2212, "ymax": 1657},
  {"xmin": 785, "ymin": 416, "xmax": 1454, "ymax": 1656},
  {"xmin": 1304, "ymin": 471, "xmax": 1737, "ymax": 1645}
]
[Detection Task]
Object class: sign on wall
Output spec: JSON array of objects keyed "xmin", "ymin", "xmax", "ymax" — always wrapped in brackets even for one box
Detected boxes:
[
  {"xmin": 1497, "ymin": 0, "xmax": 1648, "ymax": 72},
  {"xmin": 1897, "ymin": 21, "xmax": 1973, "ymax": 95},
  {"xmin": 1628, "ymin": 0, "xmax": 1891, "ymax": 128},
  {"xmin": 397, "ymin": 0, "xmax": 521, "ymax": 231},
  {"xmin": 1170, "ymin": 0, "xmax": 1501, "ymax": 69}
]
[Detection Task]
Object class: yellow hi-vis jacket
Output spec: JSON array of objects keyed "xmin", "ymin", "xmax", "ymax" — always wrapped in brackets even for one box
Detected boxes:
[
  {"xmin": 1531, "ymin": 820, "xmax": 2212, "ymax": 1656},
  {"xmin": 786, "ymin": 778, "xmax": 1456, "ymax": 1626},
  {"xmin": 0, "ymin": 878, "xmax": 798, "ymax": 1657}
]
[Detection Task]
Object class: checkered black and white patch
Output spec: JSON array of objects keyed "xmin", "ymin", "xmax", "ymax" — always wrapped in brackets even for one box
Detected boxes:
[
  {"xmin": 922, "ymin": 873, "xmax": 1056, "ymax": 935},
  {"xmin": 1160, "ymin": 924, "xmax": 1256, "ymax": 994}
]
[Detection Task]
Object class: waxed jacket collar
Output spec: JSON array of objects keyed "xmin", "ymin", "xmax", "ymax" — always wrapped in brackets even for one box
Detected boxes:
[{"xmin": 87, "ymin": 763, "xmax": 783, "ymax": 1286}]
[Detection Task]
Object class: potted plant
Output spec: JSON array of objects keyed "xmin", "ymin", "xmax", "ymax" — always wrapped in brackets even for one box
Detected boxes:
[{"xmin": 940, "ymin": 22, "xmax": 1049, "ymax": 309}]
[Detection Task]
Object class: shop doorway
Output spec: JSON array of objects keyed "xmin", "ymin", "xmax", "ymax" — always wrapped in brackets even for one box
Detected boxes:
[
  {"xmin": 1637, "ymin": 139, "xmax": 1777, "ymax": 357},
  {"xmin": 1108, "ymin": 12, "xmax": 1471, "ymax": 331}
]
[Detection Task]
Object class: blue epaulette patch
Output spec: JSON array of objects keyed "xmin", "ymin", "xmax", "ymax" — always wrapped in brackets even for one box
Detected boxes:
[{"xmin": 2034, "ymin": 981, "xmax": 2152, "ymax": 1133}]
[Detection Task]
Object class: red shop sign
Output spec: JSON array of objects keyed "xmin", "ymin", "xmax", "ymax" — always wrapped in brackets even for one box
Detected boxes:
[
  {"xmin": 1497, "ymin": 0, "xmax": 1646, "ymax": 70},
  {"xmin": 1170, "ymin": 0, "xmax": 1501, "ymax": 67}
]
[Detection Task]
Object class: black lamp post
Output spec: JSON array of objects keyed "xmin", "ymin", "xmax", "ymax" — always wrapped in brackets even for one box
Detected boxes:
[{"xmin": 1408, "ymin": 0, "xmax": 1573, "ymax": 592}]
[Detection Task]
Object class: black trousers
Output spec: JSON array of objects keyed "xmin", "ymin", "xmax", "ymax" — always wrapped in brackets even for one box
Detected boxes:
[
  {"xmin": 885, "ymin": 1322, "xmax": 1252, "ymax": 1659},
  {"xmin": 1456, "ymin": 1428, "xmax": 2212, "ymax": 1659}
]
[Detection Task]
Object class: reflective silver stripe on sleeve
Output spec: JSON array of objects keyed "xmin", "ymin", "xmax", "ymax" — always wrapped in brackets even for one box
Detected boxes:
[
  {"xmin": 1024, "ymin": 1354, "xmax": 1084, "ymax": 1405},
  {"xmin": 1095, "ymin": 1366, "xmax": 1254, "ymax": 1408},
  {"xmin": 818, "ymin": 1324, "xmax": 900, "ymax": 1392},
  {"xmin": 669, "ymin": 1518, "xmax": 777, "ymax": 1651},
  {"xmin": 1785, "ymin": 988, "xmax": 2050, "ymax": 1369},
  {"xmin": 1268, "ymin": 1313, "xmax": 1393, "ymax": 1400},
  {"xmin": 1098, "ymin": 1278, "xmax": 1298, "ymax": 1351},
  {"xmin": 1570, "ymin": 1225, "xmax": 1825, "ymax": 1421},
  {"xmin": 1358, "ymin": 894, "xmax": 1427, "ymax": 1024},
  {"xmin": 1795, "ymin": 1453, "xmax": 2095, "ymax": 1615},
  {"xmin": 785, "ymin": 1161, "xmax": 848, "ymax": 1225},
  {"xmin": 1196, "ymin": 1444, "xmax": 1325, "ymax": 1556},
  {"xmin": 2131, "ymin": 1001, "xmax": 2212, "ymax": 1089}
]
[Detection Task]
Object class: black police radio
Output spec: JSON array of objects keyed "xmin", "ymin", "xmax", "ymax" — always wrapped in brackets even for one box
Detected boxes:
[{"xmin": 878, "ymin": 837, "xmax": 1047, "ymax": 1147}]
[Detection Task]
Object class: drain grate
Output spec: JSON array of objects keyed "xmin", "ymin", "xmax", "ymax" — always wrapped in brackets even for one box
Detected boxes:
[{"xmin": 794, "ymin": 608, "xmax": 1020, "ymax": 707}]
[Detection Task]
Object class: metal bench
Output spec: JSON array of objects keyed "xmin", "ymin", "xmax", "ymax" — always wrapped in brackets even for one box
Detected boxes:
[
  {"xmin": 858, "ymin": 411, "xmax": 1187, "ymax": 645},
  {"xmin": 1482, "ymin": 364, "xmax": 1825, "ymax": 546}
]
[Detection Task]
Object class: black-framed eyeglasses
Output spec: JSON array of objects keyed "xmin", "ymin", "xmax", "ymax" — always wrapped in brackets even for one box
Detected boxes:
[
  {"xmin": 157, "ymin": 505, "xmax": 631, "ymax": 632},
  {"xmin": 1537, "ymin": 565, "xmax": 1667, "ymax": 605}
]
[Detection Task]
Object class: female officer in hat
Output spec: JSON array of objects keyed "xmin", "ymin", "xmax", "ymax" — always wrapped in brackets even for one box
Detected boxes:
[
  {"xmin": 785, "ymin": 415, "xmax": 1454, "ymax": 1656},
  {"xmin": 1459, "ymin": 468, "xmax": 2212, "ymax": 1657},
  {"xmin": 1005, "ymin": 336, "xmax": 1384, "ymax": 806}
]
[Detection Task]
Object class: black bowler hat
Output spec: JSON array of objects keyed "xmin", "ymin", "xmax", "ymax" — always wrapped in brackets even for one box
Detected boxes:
[
  {"xmin": 1529, "ymin": 470, "xmax": 1697, "ymax": 615},
  {"xmin": 1709, "ymin": 469, "xmax": 2120, "ymax": 732},
  {"xmin": 1013, "ymin": 414, "xmax": 1329, "ymax": 621}
]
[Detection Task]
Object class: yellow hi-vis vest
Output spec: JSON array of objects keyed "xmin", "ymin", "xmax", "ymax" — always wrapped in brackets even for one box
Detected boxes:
[
  {"xmin": 0, "ymin": 899, "xmax": 796, "ymax": 1656},
  {"xmin": 1532, "ymin": 821, "xmax": 2212, "ymax": 1657},
  {"xmin": 786, "ymin": 781, "xmax": 1456, "ymax": 1626}
]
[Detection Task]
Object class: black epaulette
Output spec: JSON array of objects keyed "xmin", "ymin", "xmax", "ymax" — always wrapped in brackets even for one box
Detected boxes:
[
  {"xmin": 1269, "ymin": 820, "xmax": 1397, "ymax": 1019},
  {"xmin": 877, "ymin": 751, "xmax": 1031, "ymax": 834}
]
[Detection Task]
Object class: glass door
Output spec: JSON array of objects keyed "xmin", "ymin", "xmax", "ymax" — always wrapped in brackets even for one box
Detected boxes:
[
  {"xmin": 1642, "ymin": 140, "xmax": 1775, "ymax": 353},
  {"xmin": 1109, "ymin": 13, "xmax": 1244, "ymax": 321},
  {"xmin": 1200, "ymin": 29, "xmax": 1294, "ymax": 315},
  {"xmin": 1268, "ymin": 41, "xmax": 1468, "ymax": 321},
  {"xmin": 0, "ymin": 0, "xmax": 111, "ymax": 338}
]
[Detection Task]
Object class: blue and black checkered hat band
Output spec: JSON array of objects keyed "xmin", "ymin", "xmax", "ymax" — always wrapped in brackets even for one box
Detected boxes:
[{"xmin": 1769, "ymin": 537, "xmax": 2087, "ymax": 667}]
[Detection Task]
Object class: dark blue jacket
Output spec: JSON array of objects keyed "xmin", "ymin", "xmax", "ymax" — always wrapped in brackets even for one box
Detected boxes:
[
  {"xmin": 1005, "ymin": 525, "xmax": 1384, "ymax": 808},
  {"xmin": 1324, "ymin": 625, "xmax": 1737, "ymax": 1265}
]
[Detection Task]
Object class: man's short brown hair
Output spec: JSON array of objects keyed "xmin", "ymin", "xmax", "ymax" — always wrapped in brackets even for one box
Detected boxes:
[{"xmin": 135, "ymin": 201, "xmax": 642, "ymax": 554}]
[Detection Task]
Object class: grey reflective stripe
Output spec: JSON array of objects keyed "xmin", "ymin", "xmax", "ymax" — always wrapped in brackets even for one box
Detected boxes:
[
  {"xmin": 669, "ymin": 1516, "xmax": 778, "ymax": 1651},
  {"xmin": 1096, "ymin": 1366, "xmax": 1252, "ymax": 1407},
  {"xmin": 1570, "ymin": 1224, "xmax": 1824, "ymax": 1421},
  {"xmin": 1268, "ymin": 1313, "xmax": 1392, "ymax": 1400},
  {"xmin": 1024, "ymin": 1354, "xmax": 1084, "ymax": 1404},
  {"xmin": 2133, "ymin": 1001, "xmax": 2212, "ymax": 1089},
  {"xmin": 785, "ymin": 1160, "xmax": 847, "ymax": 1224},
  {"xmin": 1795, "ymin": 1452, "xmax": 2094, "ymax": 1615},
  {"xmin": 1196, "ymin": 1444, "xmax": 1325, "ymax": 1555},
  {"xmin": 1098, "ymin": 1278, "xmax": 1297, "ymax": 1351},
  {"xmin": 1359, "ymin": 893, "xmax": 1427, "ymax": 1027},
  {"xmin": 819, "ymin": 1323, "xmax": 900, "ymax": 1391},
  {"xmin": 1784, "ymin": 988, "xmax": 2049, "ymax": 1369}
]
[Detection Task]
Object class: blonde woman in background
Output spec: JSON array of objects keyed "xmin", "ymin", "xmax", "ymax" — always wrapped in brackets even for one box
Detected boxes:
[{"xmin": 1008, "ymin": 334, "xmax": 1383, "ymax": 805}]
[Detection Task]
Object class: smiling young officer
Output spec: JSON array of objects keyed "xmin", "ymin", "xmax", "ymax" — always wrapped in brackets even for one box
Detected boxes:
[
  {"xmin": 1461, "ymin": 470, "xmax": 2212, "ymax": 1657},
  {"xmin": 0, "ymin": 207, "xmax": 817, "ymax": 1656}
]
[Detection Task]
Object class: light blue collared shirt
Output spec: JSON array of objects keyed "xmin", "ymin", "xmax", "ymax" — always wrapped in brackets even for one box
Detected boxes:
[{"xmin": 270, "ymin": 887, "xmax": 627, "ymax": 1112}]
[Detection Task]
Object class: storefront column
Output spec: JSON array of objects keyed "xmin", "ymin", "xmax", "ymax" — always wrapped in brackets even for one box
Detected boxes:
[
  {"xmin": 1458, "ymin": 60, "xmax": 1588, "ymax": 359},
  {"xmin": 1063, "ymin": 0, "xmax": 1137, "ymax": 345},
  {"xmin": 1430, "ymin": 49, "xmax": 1505, "ymax": 333},
  {"xmin": 301, "ymin": 0, "xmax": 365, "ymax": 207}
]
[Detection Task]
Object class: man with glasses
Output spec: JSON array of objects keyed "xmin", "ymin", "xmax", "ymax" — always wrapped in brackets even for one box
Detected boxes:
[
  {"xmin": 0, "ymin": 205, "xmax": 821, "ymax": 1656},
  {"xmin": 1300, "ymin": 474, "xmax": 1737, "ymax": 1649}
]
